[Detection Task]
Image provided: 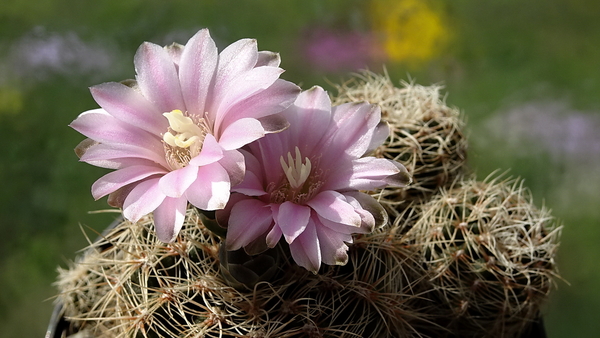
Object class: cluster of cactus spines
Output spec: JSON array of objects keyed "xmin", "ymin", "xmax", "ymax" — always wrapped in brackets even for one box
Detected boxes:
[
  {"xmin": 54, "ymin": 72, "xmax": 562, "ymax": 337},
  {"xmin": 331, "ymin": 70, "xmax": 468, "ymax": 206},
  {"xmin": 403, "ymin": 175, "xmax": 561, "ymax": 337},
  {"xmin": 55, "ymin": 207, "xmax": 430, "ymax": 337}
]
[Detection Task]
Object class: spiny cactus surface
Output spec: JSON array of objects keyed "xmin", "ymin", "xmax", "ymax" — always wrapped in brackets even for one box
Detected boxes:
[
  {"xmin": 55, "ymin": 207, "xmax": 429, "ymax": 338},
  {"xmin": 403, "ymin": 175, "xmax": 561, "ymax": 337}
]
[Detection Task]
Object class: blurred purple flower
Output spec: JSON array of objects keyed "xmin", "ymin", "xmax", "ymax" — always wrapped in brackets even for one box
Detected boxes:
[
  {"xmin": 70, "ymin": 29, "xmax": 300, "ymax": 242},
  {"xmin": 300, "ymin": 27, "xmax": 383, "ymax": 73},
  {"xmin": 218, "ymin": 86, "xmax": 411, "ymax": 272}
]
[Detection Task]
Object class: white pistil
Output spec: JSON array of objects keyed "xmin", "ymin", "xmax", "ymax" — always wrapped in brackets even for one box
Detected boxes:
[
  {"xmin": 280, "ymin": 147, "xmax": 312, "ymax": 189},
  {"xmin": 162, "ymin": 110, "xmax": 205, "ymax": 149}
]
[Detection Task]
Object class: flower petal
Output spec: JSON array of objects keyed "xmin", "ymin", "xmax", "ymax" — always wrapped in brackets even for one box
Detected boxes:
[
  {"xmin": 219, "ymin": 149, "xmax": 246, "ymax": 187},
  {"xmin": 289, "ymin": 219, "xmax": 321, "ymax": 273},
  {"xmin": 90, "ymin": 82, "xmax": 167, "ymax": 135},
  {"xmin": 189, "ymin": 134, "xmax": 224, "ymax": 166},
  {"xmin": 185, "ymin": 162, "xmax": 230, "ymax": 210},
  {"xmin": 276, "ymin": 201, "xmax": 311, "ymax": 244},
  {"xmin": 178, "ymin": 29, "xmax": 218, "ymax": 115},
  {"xmin": 366, "ymin": 121, "xmax": 390, "ymax": 154},
  {"xmin": 315, "ymin": 222, "xmax": 351, "ymax": 266},
  {"xmin": 343, "ymin": 191, "xmax": 388, "ymax": 231},
  {"xmin": 70, "ymin": 109, "xmax": 161, "ymax": 148},
  {"xmin": 92, "ymin": 165, "xmax": 167, "ymax": 199},
  {"xmin": 122, "ymin": 178, "xmax": 167, "ymax": 222},
  {"xmin": 220, "ymin": 79, "xmax": 300, "ymax": 129},
  {"xmin": 256, "ymin": 51, "xmax": 281, "ymax": 67},
  {"xmin": 232, "ymin": 170, "xmax": 266, "ymax": 196},
  {"xmin": 158, "ymin": 164, "xmax": 199, "ymax": 198},
  {"xmin": 282, "ymin": 86, "xmax": 332, "ymax": 150},
  {"xmin": 153, "ymin": 196, "xmax": 188, "ymax": 242},
  {"xmin": 226, "ymin": 198, "xmax": 274, "ymax": 250},
  {"xmin": 325, "ymin": 157, "xmax": 411, "ymax": 191},
  {"xmin": 81, "ymin": 142, "xmax": 168, "ymax": 169},
  {"xmin": 218, "ymin": 117, "xmax": 266, "ymax": 151},
  {"xmin": 306, "ymin": 190, "xmax": 361, "ymax": 227},
  {"xmin": 214, "ymin": 66, "xmax": 285, "ymax": 128},
  {"xmin": 214, "ymin": 38, "xmax": 258, "ymax": 89},
  {"xmin": 134, "ymin": 41, "xmax": 185, "ymax": 113},
  {"xmin": 323, "ymin": 102, "xmax": 381, "ymax": 158},
  {"xmin": 266, "ymin": 224, "xmax": 283, "ymax": 248}
]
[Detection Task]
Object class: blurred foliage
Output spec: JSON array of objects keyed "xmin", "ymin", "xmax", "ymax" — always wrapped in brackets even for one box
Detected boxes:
[{"xmin": 0, "ymin": 0, "xmax": 599, "ymax": 336}]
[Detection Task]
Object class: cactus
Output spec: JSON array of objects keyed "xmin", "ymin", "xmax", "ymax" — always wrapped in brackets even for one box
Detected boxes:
[
  {"xmin": 402, "ymin": 175, "xmax": 561, "ymax": 337},
  {"xmin": 53, "ymin": 72, "xmax": 562, "ymax": 338},
  {"xmin": 55, "ymin": 207, "xmax": 430, "ymax": 337}
]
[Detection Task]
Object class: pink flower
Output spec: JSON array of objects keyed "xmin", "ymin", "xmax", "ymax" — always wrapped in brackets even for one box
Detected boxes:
[
  {"xmin": 218, "ymin": 86, "xmax": 411, "ymax": 272},
  {"xmin": 70, "ymin": 29, "xmax": 300, "ymax": 242}
]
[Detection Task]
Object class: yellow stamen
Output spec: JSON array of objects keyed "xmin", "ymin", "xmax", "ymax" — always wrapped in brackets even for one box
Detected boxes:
[{"xmin": 162, "ymin": 110, "xmax": 205, "ymax": 149}]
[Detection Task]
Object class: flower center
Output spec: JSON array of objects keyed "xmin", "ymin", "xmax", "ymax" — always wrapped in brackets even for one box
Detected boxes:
[
  {"xmin": 280, "ymin": 147, "xmax": 311, "ymax": 189},
  {"xmin": 162, "ymin": 110, "xmax": 208, "ymax": 169},
  {"xmin": 268, "ymin": 147, "xmax": 323, "ymax": 205}
]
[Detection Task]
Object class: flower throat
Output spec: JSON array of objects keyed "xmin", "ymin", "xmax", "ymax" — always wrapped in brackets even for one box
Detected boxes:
[{"xmin": 162, "ymin": 109, "xmax": 209, "ymax": 170}]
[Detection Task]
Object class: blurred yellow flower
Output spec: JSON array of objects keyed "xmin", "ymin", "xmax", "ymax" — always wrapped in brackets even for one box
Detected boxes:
[{"xmin": 370, "ymin": 0, "xmax": 450, "ymax": 66}]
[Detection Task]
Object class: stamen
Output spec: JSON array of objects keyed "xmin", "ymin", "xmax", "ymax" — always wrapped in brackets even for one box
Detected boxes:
[
  {"xmin": 280, "ymin": 147, "xmax": 312, "ymax": 189},
  {"xmin": 162, "ymin": 110, "xmax": 208, "ymax": 170},
  {"xmin": 162, "ymin": 110, "xmax": 205, "ymax": 149}
]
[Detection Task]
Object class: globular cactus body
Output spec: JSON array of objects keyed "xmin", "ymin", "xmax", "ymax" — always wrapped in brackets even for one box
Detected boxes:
[{"xmin": 403, "ymin": 176, "xmax": 561, "ymax": 337}]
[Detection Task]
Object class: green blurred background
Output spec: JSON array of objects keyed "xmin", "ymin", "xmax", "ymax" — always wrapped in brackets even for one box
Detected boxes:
[{"xmin": 1, "ymin": 0, "xmax": 598, "ymax": 336}]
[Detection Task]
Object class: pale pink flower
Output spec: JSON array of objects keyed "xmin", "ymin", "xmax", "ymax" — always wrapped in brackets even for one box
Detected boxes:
[
  {"xmin": 218, "ymin": 86, "xmax": 411, "ymax": 272},
  {"xmin": 70, "ymin": 29, "xmax": 300, "ymax": 242}
]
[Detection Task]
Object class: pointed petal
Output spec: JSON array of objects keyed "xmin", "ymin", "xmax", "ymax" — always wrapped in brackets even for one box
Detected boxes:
[
  {"xmin": 232, "ymin": 169, "xmax": 266, "ymax": 196},
  {"xmin": 122, "ymin": 178, "xmax": 167, "ymax": 222},
  {"xmin": 107, "ymin": 183, "xmax": 136, "ymax": 209},
  {"xmin": 306, "ymin": 190, "xmax": 361, "ymax": 227},
  {"xmin": 80, "ymin": 142, "xmax": 168, "ymax": 169},
  {"xmin": 289, "ymin": 219, "xmax": 321, "ymax": 272},
  {"xmin": 189, "ymin": 134, "xmax": 224, "ymax": 166},
  {"xmin": 220, "ymin": 79, "xmax": 300, "ymax": 129},
  {"xmin": 215, "ymin": 38, "xmax": 258, "ymax": 89},
  {"xmin": 344, "ymin": 191, "xmax": 388, "ymax": 231},
  {"xmin": 256, "ymin": 51, "xmax": 281, "ymax": 67},
  {"xmin": 92, "ymin": 165, "xmax": 167, "ymax": 199},
  {"xmin": 185, "ymin": 162, "xmax": 230, "ymax": 210},
  {"xmin": 276, "ymin": 202, "xmax": 311, "ymax": 244},
  {"xmin": 215, "ymin": 192, "xmax": 247, "ymax": 227},
  {"xmin": 326, "ymin": 157, "xmax": 411, "ymax": 191},
  {"xmin": 219, "ymin": 149, "xmax": 246, "ymax": 187},
  {"xmin": 265, "ymin": 204, "xmax": 282, "ymax": 247},
  {"xmin": 226, "ymin": 198, "xmax": 273, "ymax": 250},
  {"xmin": 283, "ymin": 86, "xmax": 332, "ymax": 151},
  {"xmin": 315, "ymin": 222, "xmax": 351, "ymax": 266},
  {"xmin": 179, "ymin": 29, "xmax": 218, "ymax": 115},
  {"xmin": 316, "ymin": 214, "xmax": 369, "ymax": 235},
  {"xmin": 257, "ymin": 113, "xmax": 289, "ymax": 134},
  {"xmin": 90, "ymin": 82, "xmax": 167, "ymax": 135},
  {"xmin": 366, "ymin": 121, "xmax": 390, "ymax": 154},
  {"xmin": 164, "ymin": 42, "xmax": 184, "ymax": 68},
  {"xmin": 214, "ymin": 66, "xmax": 285, "ymax": 125},
  {"xmin": 74, "ymin": 138, "xmax": 97, "ymax": 159},
  {"xmin": 158, "ymin": 164, "xmax": 199, "ymax": 198},
  {"xmin": 70, "ymin": 109, "xmax": 161, "ymax": 148},
  {"xmin": 266, "ymin": 224, "xmax": 283, "ymax": 248},
  {"xmin": 153, "ymin": 196, "xmax": 188, "ymax": 242},
  {"xmin": 324, "ymin": 102, "xmax": 381, "ymax": 158},
  {"xmin": 134, "ymin": 41, "xmax": 185, "ymax": 113},
  {"xmin": 218, "ymin": 117, "xmax": 266, "ymax": 150}
]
